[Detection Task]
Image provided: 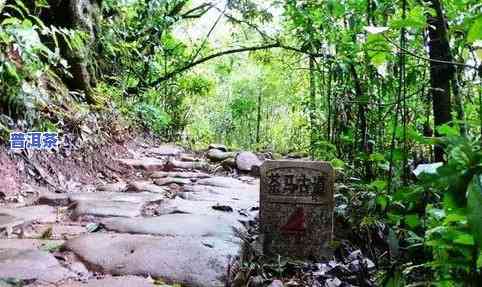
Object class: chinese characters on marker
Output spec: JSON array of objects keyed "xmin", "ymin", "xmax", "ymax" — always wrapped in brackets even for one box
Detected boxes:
[
  {"xmin": 9, "ymin": 132, "xmax": 59, "ymax": 150},
  {"xmin": 266, "ymin": 171, "xmax": 326, "ymax": 196}
]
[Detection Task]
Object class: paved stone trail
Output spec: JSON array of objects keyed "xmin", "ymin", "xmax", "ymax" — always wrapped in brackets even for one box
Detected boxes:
[{"xmin": 0, "ymin": 144, "xmax": 259, "ymax": 287}]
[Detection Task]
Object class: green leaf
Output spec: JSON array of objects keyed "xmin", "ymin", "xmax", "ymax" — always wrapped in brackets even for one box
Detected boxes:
[
  {"xmin": 477, "ymin": 252, "xmax": 482, "ymax": 268},
  {"xmin": 467, "ymin": 175, "xmax": 482, "ymax": 248},
  {"xmin": 327, "ymin": 0, "xmax": 345, "ymax": 18},
  {"xmin": 445, "ymin": 213, "xmax": 467, "ymax": 224},
  {"xmin": 14, "ymin": 0, "xmax": 29, "ymax": 13},
  {"xmin": 1, "ymin": 17, "xmax": 21, "ymax": 26},
  {"xmin": 330, "ymin": 158, "xmax": 345, "ymax": 170},
  {"xmin": 370, "ymin": 152, "xmax": 385, "ymax": 162},
  {"xmin": 377, "ymin": 194, "xmax": 388, "ymax": 210},
  {"xmin": 405, "ymin": 214, "xmax": 420, "ymax": 229},
  {"xmin": 387, "ymin": 212, "xmax": 402, "ymax": 225},
  {"xmin": 370, "ymin": 179, "xmax": 387, "ymax": 191},
  {"xmin": 4, "ymin": 62, "xmax": 19, "ymax": 80},
  {"xmin": 365, "ymin": 33, "xmax": 389, "ymax": 67},
  {"xmin": 437, "ymin": 124, "xmax": 459, "ymax": 137},
  {"xmin": 389, "ymin": 6, "xmax": 427, "ymax": 29},
  {"xmin": 454, "ymin": 233, "xmax": 475, "ymax": 246},
  {"xmin": 467, "ymin": 16, "xmax": 482, "ymax": 43},
  {"xmin": 371, "ymin": 52, "xmax": 386, "ymax": 67}
]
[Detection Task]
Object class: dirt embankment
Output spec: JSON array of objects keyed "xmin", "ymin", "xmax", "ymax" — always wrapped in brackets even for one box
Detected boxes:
[
  {"xmin": 0, "ymin": 148, "xmax": 22, "ymax": 198},
  {"xmin": 0, "ymin": 133, "xmax": 146, "ymax": 202}
]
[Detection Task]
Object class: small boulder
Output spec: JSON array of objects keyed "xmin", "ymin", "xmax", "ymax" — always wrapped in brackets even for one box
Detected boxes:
[
  {"xmin": 117, "ymin": 158, "xmax": 165, "ymax": 171},
  {"xmin": 235, "ymin": 152, "xmax": 262, "ymax": 172},
  {"xmin": 146, "ymin": 144, "xmax": 184, "ymax": 156},
  {"xmin": 208, "ymin": 143, "xmax": 228, "ymax": 152},
  {"xmin": 166, "ymin": 159, "xmax": 210, "ymax": 171},
  {"xmin": 207, "ymin": 149, "xmax": 236, "ymax": 162}
]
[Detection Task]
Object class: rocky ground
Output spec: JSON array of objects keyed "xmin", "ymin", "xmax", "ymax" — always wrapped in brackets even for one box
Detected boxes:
[
  {"xmin": 1, "ymin": 140, "xmax": 377, "ymax": 287},
  {"xmin": 0, "ymin": 142, "xmax": 263, "ymax": 287}
]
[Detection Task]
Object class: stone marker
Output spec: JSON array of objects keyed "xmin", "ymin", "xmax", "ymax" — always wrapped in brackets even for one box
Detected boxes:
[{"xmin": 260, "ymin": 160, "xmax": 334, "ymax": 259}]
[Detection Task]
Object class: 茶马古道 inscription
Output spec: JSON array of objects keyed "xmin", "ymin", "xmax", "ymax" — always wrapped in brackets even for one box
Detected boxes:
[{"xmin": 260, "ymin": 160, "xmax": 334, "ymax": 259}]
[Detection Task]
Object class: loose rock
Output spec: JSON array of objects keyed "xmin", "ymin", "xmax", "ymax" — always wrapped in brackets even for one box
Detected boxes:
[
  {"xmin": 146, "ymin": 144, "xmax": 184, "ymax": 157},
  {"xmin": 166, "ymin": 159, "xmax": 210, "ymax": 171},
  {"xmin": 235, "ymin": 152, "xmax": 262, "ymax": 172},
  {"xmin": 207, "ymin": 149, "xmax": 236, "ymax": 162},
  {"xmin": 117, "ymin": 158, "xmax": 165, "ymax": 171},
  {"xmin": 208, "ymin": 143, "xmax": 228, "ymax": 152}
]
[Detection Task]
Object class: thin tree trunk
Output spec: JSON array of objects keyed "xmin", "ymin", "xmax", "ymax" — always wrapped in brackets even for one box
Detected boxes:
[
  {"xmin": 452, "ymin": 63, "xmax": 466, "ymax": 136},
  {"xmin": 256, "ymin": 90, "xmax": 262, "ymax": 147},
  {"xmin": 427, "ymin": 0, "xmax": 454, "ymax": 162},
  {"xmin": 349, "ymin": 63, "xmax": 371, "ymax": 179},
  {"xmin": 309, "ymin": 56, "xmax": 316, "ymax": 159},
  {"xmin": 327, "ymin": 63, "xmax": 332, "ymax": 142}
]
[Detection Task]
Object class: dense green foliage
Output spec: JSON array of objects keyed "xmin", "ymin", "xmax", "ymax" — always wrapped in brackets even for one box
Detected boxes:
[
  {"xmin": 0, "ymin": 0, "xmax": 84, "ymax": 123},
  {"xmin": 93, "ymin": 0, "xmax": 482, "ymax": 284}
]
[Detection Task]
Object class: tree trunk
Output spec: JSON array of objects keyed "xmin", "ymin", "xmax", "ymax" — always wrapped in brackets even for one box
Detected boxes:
[
  {"xmin": 326, "ymin": 63, "xmax": 332, "ymax": 142},
  {"xmin": 349, "ymin": 63, "xmax": 372, "ymax": 180},
  {"xmin": 309, "ymin": 56, "xmax": 316, "ymax": 159},
  {"xmin": 41, "ymin": 0, "xmax": 101, "ymax": 102},
  {"xmin": 427, "ymin": 0, "xmax": 454, "ymax": 162},
  {"xmin": 256, "ymin": 90, "xmax": 262, "ymax": 147},
  {"xmin": 452, "ymin": 63, "xmax": 466, "ymax": 136}
]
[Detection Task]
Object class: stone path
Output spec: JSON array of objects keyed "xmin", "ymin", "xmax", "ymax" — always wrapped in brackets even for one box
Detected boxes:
[{"xmin": 0, "ymin": 144, "xmax": 259, "ymax": 287}]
